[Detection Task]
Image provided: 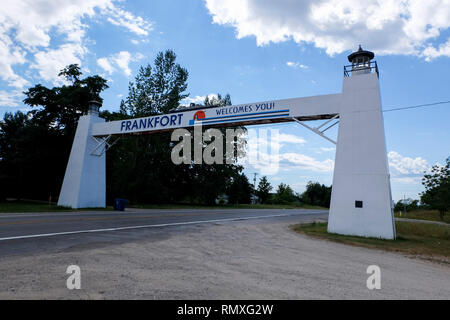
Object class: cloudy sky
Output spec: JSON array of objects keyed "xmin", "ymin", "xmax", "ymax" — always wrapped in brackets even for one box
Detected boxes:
[{"xmin": 1, "ymin": 0, "xmax": 450, "ymax": 201}]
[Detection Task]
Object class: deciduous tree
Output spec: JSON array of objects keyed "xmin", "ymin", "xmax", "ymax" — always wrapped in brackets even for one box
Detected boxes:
[
  {"xmin": 421, "ymin": 158, "xmax": 450, "ymax": 221},
  {"xmin": 257, "ymin": 176, "xmax": 273, "ymax": 204},
  {"xmin": 0, "ymin": 65, "xmax": 108, "ymax": 201}
]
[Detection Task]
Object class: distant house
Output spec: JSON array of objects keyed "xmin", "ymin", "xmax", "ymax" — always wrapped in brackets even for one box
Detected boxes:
[{"xmin": 215, "ymin": 194, "xmax": 229, "ymax": 205}]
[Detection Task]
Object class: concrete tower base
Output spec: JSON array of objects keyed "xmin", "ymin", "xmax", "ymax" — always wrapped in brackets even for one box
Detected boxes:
[
  {"xmin": 328, "ymin": 73, "xmax": 396, "ymax": 239},
  {"xmin": 57, "ymin": 114, "xmax": 106, "ymax": 209}
]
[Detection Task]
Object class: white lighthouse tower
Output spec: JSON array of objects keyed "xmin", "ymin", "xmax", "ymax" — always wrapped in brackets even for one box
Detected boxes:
[{"xmin": 327, "ymin": 47, "xmax": 396, "ymax": 239}]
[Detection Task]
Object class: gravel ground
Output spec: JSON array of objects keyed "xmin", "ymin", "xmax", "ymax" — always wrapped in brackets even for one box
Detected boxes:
[{"xmin": 0, "ymin": 219, "xmax": 449, "ymax": 299}]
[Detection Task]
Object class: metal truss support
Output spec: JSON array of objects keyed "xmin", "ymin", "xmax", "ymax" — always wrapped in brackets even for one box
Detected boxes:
[
  {"xmin": 91, "ymin": 135, "xmax": 120, "ymax": 156},
  {"xmin": 292, "ymin": 115, "xmax": 339, "ymax": 145}
]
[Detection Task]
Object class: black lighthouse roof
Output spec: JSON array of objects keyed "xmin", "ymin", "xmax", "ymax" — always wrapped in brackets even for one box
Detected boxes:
[{"xmin": 347, "ymin": 45, "xmax": 375, "ymax": 62}]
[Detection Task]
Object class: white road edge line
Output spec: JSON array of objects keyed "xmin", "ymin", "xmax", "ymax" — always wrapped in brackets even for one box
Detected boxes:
[
  {"xmin": 0, "ymin": 212, "xmax": 316, "ymax": 241},
  {"xmin": 0, "ymin": 209, "xmax": 325, "ymax": 219}
]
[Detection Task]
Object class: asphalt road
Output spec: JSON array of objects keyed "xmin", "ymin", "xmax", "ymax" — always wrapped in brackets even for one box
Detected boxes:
[
  {"xmin": 0, "ymin": 208, "xmax": 328, "ymax": 257},
  {"xmin": 0, "ymin": 208, "xmax": 449, "ymax": 299}
]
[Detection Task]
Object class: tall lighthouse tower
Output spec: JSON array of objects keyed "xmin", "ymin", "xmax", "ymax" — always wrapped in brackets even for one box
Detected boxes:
[{"xmin": 327, "ymin": 47, "xmax": 396, "ymax": 239}]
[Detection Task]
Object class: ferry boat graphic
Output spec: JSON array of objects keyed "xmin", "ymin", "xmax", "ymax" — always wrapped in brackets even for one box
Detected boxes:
[{"xmin": 193, "ymin": 110, "xmax": 206, "ymax": 121}]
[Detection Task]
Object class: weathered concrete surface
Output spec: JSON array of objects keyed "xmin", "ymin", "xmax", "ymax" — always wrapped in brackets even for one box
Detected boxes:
[{"xmin": 0, "ymin": 215, "xmax": 448, "ymax": 299}]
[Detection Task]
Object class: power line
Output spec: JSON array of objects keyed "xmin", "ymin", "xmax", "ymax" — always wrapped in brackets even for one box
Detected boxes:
[
  {"xmin": 245, "ymin": 99, "xmax": 450, "ymax": 129},
  {"xmin": 383, "ymin": 100, "xmax": 450, "ymax": 113}
]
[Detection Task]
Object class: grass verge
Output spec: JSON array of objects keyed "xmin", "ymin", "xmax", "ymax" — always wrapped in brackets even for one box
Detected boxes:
[
  {"xmin": 0, "ymin": 201, "xmax": 112, "ymax": 213},
  {"xmin": 291, "ymin": 221, "xmax": 450, "ymax": 263},
  {"xmin": 0, "ymin": 201, "xmax": 326, "ymax": 213},
  {"xmin": 394, "ymin": 209, "xmax": 449, "ymax": 224},
  {"xmin": 133, "ymin": 203, "xmax": 327, "ymax": 210}
]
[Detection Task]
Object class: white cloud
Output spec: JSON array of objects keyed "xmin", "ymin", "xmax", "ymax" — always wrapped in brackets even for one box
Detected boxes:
[
  {"xmin": 422, "ymin": 39, "xmax": 450, "ymax": 61},
  {"xmin": 247, "ymin": 147, "xmax": 432, "ymax": 177},
  {"xmin": 0, "ymin": 33, "xmax": 29, "ymax": 89},
  {"xmin": 279, "ymin": 153, "xmax": 334, "ymax": 172},
  {"xmin": 97, "ymin": 51, "xmax": 143, "ymax": 76},
  {"xmin": 112, "ymin": 51, "xmax": 132, "ymax": 76},
  {"xmin": 0, "ymin": 90, "xmax": 21, "ymax": 107},
  {"xmin": 32, "ymin": 43, "xmax": 87, "ymax": 82},
  {"xmin": 181, "ymin": 94, "xmax": 218, "ymax": 106},
  {"xmin": 204, "ymin": 0, "xmax": 450, "ymax": 59},
  {"xmin": 242, "ymin": 129, "xmax": 331, "ymax": 174},
  {"xmin": 97, "ymin": 57, "xmax": 115, "ymax": 75},
  {"xmin": 391, "ymin": 177, "xmax": 422, "ymax": 184},
  {"xmin": 247, "ymin": 131, "xmax": 305, "ymax": 153},
  {"xmin": 275, "ymin": 133, "xmax": 306, "ymax": 145},
  {"xmin": 286, "ymin": 61, "xmax": 308, "ymax": 69},
  {"xmin": 0, "ymin": 0, "xmax": 153, "ymax": 92},
  {"xmin": 244, "ymin": 150, "xmax": 334, "ymax": 174},
  {"xmin": 104, "ymin": 6, "xmax": 153, "ymax": 36},
  {"xmin": 316, "ymin": 147, "xmax": 336, "ymax": 154},
  {"xmin": 388, "ymin": 151, "xmax": 430, "ymax": 175}
]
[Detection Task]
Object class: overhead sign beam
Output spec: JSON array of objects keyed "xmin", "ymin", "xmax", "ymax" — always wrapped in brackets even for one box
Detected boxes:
[{"xmin": 91, "ymin": 94, "xmax": 341, "ymax": 137}]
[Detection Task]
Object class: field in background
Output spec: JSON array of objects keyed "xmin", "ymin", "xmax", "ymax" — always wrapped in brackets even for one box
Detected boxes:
[
  {"xmin": 395, "ymin": 209, "xmax": 449, "ymax": 224},
  {"xmin": 292, "ymin": 221, "xmax": 450, "ymax": 263}
]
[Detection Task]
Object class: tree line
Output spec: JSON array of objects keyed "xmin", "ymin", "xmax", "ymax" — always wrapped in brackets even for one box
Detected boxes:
[
  {"xmin": 0, "ymin": 49, "xmax": 334, "ymax": 208},
  {"xmin": 256, "ymin": 177, "xmax": 331, "ymax": 207},
  {"xmin": 3, "ymin": 49, "xmax": 445, "ymax": 215},
  {"xmin": 394, "ymin": 158, "xmax": 450, "ymax": 221}
]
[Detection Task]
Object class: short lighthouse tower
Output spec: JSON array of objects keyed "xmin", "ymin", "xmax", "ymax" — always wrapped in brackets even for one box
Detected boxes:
[{"xmin": 58, "ymin": 99, "xmax": 106, "ymax": 209}]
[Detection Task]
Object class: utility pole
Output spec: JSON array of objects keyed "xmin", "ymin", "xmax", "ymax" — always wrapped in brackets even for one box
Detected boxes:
[
  {"xmin": 403, "ymin": 195, "xmax": 407, "ymax": 216},
  {"xmin": 252, "ymin": 173, "xmax": 258, "ymax": 204}
]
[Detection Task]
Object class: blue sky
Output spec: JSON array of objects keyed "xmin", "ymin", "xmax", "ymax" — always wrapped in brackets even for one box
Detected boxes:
[{"xmin": 1, "ymin": 0, "xmax": 450, "ymax": 201}]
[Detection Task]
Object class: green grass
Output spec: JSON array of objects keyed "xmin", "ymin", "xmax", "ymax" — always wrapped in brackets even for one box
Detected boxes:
[
  {"xmin": 0, "ymin": 201, "xmax": 112, "ymax": 213},
  {"xmin": 0, "ymin": 201, "xmax": 326, "ymax": 213},
  {"xmin": 133, "ymin": 203, "xmax": 327, "ymax": 210},
  {"xmin": 395, "ymin": 209, "xmax": 450, "ymax": 224},
  {"xmin": 0, "ymin": 202, "xmax": 70, "ymax": 213},
  {"xmin": 292, "ymin": 221, "xmax": 450, "ymax": 262}
]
